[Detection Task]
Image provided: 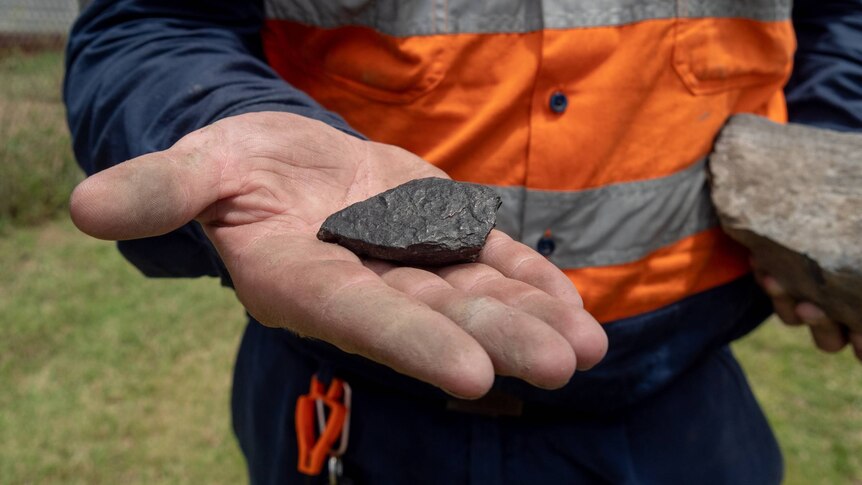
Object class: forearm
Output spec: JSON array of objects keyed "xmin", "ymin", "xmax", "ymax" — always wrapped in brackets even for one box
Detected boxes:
[
  {"xmin": 65, "ymin": 0, "xmax": 360, "ymax": 171},
  {"xmin": 64, "ymin": 0, "xmax": 360, "ymax": 279}
]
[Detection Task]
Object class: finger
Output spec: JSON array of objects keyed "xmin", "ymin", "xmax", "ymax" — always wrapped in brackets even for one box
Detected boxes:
[
  {"xmin": 70, "ymin": 125, "xmax": 224, "ymax": 240},
  {"xmin": 368, "ymin": 263, "xmax": 577, "ymax": 389},
  {"xmin": 849, "ymin": 331, "xmax": 862, "ymax": 362},
  {"xmin": 749, "ymin": 255, "xmax": 767, "ymax": 283},
  {"xmin": 808, "ymin": 323, "xmax": 849, "ymax": 354},
  {"xmin": 227, "ymin": 235, "xmax": 495, "ymax": 399},
  {"xmin": 436, "ymin": 263, "xmax": 608, "ymax": 370},
  {"xmin": 797, "ymin": 302, "xmax": 848, "ymax": 353},
  {"xmin": 761, "ymin": 275, "xmax": 803, "ymax": 326},
  {"xmin": 478, "ymin": 231, "xmax": 583, "ymax": 307}
]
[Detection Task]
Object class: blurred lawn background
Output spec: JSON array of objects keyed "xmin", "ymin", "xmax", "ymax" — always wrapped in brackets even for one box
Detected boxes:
[{"xmin": 1, "ymin": 48, "xmax": 861, "ymax": 485}]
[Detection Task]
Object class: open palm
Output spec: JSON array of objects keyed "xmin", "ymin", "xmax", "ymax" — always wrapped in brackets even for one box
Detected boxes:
[{"xmin": 70, "ymin": 112, "xmax": 607, "ymax": 398}]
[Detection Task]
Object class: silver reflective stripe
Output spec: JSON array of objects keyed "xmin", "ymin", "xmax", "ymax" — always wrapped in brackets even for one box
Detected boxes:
[
  {"xmin": 266, "ymin": 0, "xmax": 444, "ymax": 36},
  {"xmin": 265, "ymin": 0, "xmax": 791, "ymax": 36},
  {"xmin": 491, "ymin": 159, "xmax": 717, "ymax": 269},
  {"xmin": 677, "ymin": 0, "xmax": 792, "ymax": 21},
  {"xmin": 543, "ymin": 0, "xmax": 792, "ymax": 30},
  {"xmin": 542, "ymin": 0, "xmax": 676, "ymax": 30}
]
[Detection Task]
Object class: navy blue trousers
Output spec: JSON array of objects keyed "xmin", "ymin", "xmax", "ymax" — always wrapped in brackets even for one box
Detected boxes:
[{"xmin": 232, "ymin": 276, "xmax": 782, "ymax": 484}]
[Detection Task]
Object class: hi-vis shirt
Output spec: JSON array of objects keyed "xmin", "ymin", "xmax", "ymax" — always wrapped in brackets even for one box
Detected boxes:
[{"xmin": 261, "ymin": 0, "xmax": 795, "ymax": 322}]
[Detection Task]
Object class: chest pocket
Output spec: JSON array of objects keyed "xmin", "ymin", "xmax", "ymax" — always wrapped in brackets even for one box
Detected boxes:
[
  {"xmin": 266, "ymin": 0, "xmax": 454, "ymax": 104},
  {"xmin": 672, "ymin": 0, "xmax": 796, "ymax": 95}
]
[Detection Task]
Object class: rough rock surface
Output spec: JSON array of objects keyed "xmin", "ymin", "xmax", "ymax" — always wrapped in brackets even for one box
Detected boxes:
[
  {"xmin": 317, "ymin": 177, "xmax": 502, "ymax": 266},
  {"xmin": 710, "ymin": 114, "xmax": 862, "ymax": 331}
]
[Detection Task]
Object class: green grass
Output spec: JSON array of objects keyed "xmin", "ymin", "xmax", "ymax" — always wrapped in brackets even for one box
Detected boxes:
[
  {"xmin": 0, "ymin": 220, "xmax": 247, "ymax": 484},
  {"xmin": 735, "ymin": 320, "xmax": 862, "ymax": 485},
  {"xmin": 0, "ymin": 49, "xmax": 83, "ymax": 230}
]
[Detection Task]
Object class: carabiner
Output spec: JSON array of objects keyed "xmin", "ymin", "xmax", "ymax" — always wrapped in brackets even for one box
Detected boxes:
[{"xmin": 296, "ymin": 375, "xmax": 351, "ymax": 476}]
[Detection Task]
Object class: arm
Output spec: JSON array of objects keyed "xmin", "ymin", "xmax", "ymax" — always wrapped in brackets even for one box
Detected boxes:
[
  {"xmin": 786, "ymin": 0, "xmax": 862, "ymax": 132},
  {"xmin": 65, "ymin": 0, "xmax": 359, "ymax": 280},
  {"xmin": 66, "ymin": 0, "xmax": 360, "ymax": 169},
  {"xmin": 65, "ymin": 0, "xmax": 608, "ymax": 396},
  {"xmin": 761, "ymin": 0, "xmax": 862, "ymax": 360}
]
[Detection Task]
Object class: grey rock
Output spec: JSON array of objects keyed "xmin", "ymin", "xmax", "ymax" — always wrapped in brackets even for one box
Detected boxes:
[
  {"xmin": 317, "ymin": 177, "xmax": 502, "ymax": 266},
  {"xmin": 710, "ymin": 114, "xmax": 862, "ymax": 331}
]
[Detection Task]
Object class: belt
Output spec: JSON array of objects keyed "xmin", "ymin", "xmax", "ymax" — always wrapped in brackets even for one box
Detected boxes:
[{"xmin": 446, "ymin": 389, "xmax": 526, "ymax": 417}]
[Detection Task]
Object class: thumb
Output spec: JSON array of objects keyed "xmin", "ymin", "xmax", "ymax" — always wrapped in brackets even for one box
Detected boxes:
[{"xmin": 70, "ymin": 129, "xmax": 222, "ymax": 241}]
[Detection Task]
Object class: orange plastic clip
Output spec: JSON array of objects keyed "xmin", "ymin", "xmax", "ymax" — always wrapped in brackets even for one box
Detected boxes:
[{"xmin": 296, "ymin": 375, "xmax": 349, "ymax": 476}]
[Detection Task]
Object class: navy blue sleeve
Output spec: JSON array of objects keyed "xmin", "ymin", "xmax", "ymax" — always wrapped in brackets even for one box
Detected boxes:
[
  {"xmin": 64, "ymin": 0, "xmax": 362, "ymax": 282},
  {"xmin": 786, "ymin": 0, "xmax": 862, "ymax": 132}
]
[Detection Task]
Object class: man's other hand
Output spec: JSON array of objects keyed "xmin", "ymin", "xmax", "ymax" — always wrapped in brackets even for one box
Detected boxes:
[{"xmin": 753, "ymin": 258, "xmax": 862, "ymax": 363}]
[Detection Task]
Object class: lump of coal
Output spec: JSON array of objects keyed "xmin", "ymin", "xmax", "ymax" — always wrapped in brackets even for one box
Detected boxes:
[{"xmin": 317, "ymin": 177, "xmax": 502, "ymax": 266}]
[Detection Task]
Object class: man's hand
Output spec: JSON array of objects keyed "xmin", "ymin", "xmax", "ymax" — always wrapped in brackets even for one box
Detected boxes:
[
  {"xmin": 752, "ymin": 259, "xmax": 862, "ymax": 362},
  {"xmin": 70, "ymin": 112, "xmax": 608, "ymax": 398}
]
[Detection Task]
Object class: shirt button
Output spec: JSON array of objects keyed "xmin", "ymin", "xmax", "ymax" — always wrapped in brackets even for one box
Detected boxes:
[
  {"xmin": 536, "ymin": 229, "xmax": 556, "ymax": 257},
  {"xmin": 549, "ymin": 91, "xmax": 568, "ymax": 114}
]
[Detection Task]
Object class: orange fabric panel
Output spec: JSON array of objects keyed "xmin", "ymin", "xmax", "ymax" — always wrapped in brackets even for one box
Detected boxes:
[
  {"xmin": 264, "ymin": 21, "xmax": 538, "ymax": 187},
  {"xmin": 527, "ymin": 18, "xmax": 793, "ymax": 190},
  {"xmin": 673, "ymin": 18, "xmax": 796, "ymax": 96},
  {"xmin": 566, "ymin": 229, "xmax": 751, "ymax": 323}
]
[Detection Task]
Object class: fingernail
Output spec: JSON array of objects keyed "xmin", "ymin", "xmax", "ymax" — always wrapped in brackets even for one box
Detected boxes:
[{"xmin": 797, "ymin": 303, "xmax": 827, "ymax": 325}]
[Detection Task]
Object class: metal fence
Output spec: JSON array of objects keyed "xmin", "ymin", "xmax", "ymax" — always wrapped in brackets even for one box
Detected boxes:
[
  {"xmin": 0, "ymin": 0, "xmax": 82, "ymax": 227},
  {"xmin": 0, "ymin": 0, "xmax": 78, "ymax": 50}
]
